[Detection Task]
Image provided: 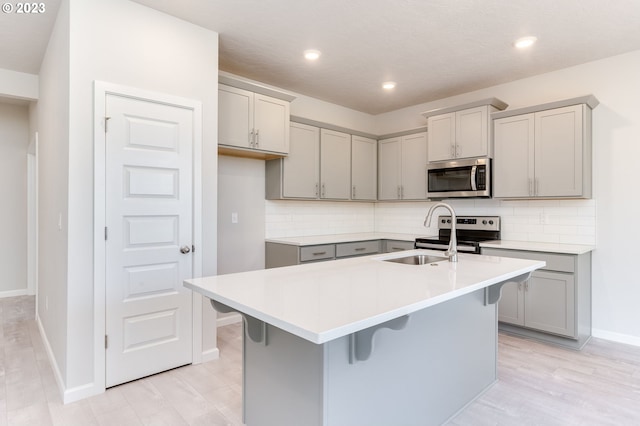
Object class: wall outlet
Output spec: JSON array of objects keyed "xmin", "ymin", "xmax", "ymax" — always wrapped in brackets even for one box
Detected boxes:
[{"xmin": 231, "ymin": 212, "xmax": 238, "ymax": 224}]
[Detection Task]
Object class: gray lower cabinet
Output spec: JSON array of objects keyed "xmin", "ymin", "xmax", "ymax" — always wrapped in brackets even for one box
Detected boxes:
[
  {"xmin": 266, "ymin": 238, "xmax": 416, "ymax": 268},
  {"xmin": 382, "ymin": 239, "xmax": 415, "ymax": 253},
  {"xmin": 481, "ymin": 247, "xmax": 591, "ymax": 349},
  {"xmin": 266, "ymin": 240, "xmax": 381, "ymax": 268}
]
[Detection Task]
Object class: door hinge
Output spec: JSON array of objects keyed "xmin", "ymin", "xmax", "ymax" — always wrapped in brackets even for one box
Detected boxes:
[
  {"xmin": 104, "ymin": 226, "xmax": 108, "ymax": 241},
  {"xmin": 105, "ymin": 335, "xmax": 108, "ymax": 349},
  {"xmin": 105, "ymin": 116, "xmax": 111, "ymax": 132}
]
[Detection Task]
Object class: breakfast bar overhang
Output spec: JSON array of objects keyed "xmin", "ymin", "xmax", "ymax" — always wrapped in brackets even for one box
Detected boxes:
[{"xmin": 185, "ymin": 250, "xmax": 545, "ymax": 426}]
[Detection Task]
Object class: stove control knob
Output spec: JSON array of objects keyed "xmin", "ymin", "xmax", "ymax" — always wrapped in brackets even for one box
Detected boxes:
[
  {"xmin": 441, "ymin": 219, "xmax": 446, "ymax": 224},
  {"xmin": 447, "ymin": 219, "xmax": 451, "ymax": 223},
  {"xmin": 489, "ymin": 220, "xmax": 494, "ymax": 225},
  {"xmin": 482, "ymin": 220, "xmax": 488, "ymax": 225}
]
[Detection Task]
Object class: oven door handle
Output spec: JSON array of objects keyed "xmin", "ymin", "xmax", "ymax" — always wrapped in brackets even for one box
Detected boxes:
[{"xmin": 470, "ymin": 165, "xmax": 477, "ymax": 191}]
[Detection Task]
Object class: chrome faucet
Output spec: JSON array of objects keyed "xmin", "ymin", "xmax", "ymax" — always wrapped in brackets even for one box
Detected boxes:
[{"xmin": 423, "ymin": 202, "xmax": 458, "ymax": 262}]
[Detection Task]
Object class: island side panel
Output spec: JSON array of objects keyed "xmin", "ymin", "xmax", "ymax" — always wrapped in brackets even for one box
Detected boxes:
[
  {"xmin": 324, "ymin": 288, "xmax": 498, "ymax": 426},
  {"xmin": 242, "ymin": 287, "xmax": 498, "ymax": 426},
  {"xmin": 243, "ymin": 324, "xmax": 327, "ymax": 426}
]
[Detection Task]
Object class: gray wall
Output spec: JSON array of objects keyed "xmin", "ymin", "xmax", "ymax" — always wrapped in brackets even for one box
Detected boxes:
[{"xmin": 218, "ymin": 155, "xmax": 266, "ymax": 274}]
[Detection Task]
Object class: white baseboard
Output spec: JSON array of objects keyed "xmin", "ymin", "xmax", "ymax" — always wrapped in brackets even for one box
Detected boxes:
[
  {"xmin": 592, "ymin": 328, "xmax": 640, "ymax": 347},
  {"xmin": 201, "ymin": 347, "xmax": 220, "ymax": 363},
  {"xmin": 37, "ymin": 315, "xmax": 104, "ymax": 404},
  {"xmin": 217, "ymin": 313, "xmax": 241, "ymax": 327},
  {"xmin": 36, "ymin": 315, "xmax": 66, "ymax": 401},
  {"xmin": 0, "ymin": 289, "xmax": 28, "ymax": 299}
]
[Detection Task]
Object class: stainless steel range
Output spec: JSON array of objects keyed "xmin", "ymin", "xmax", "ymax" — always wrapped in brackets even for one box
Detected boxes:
[{"xmin": 415, "ymin": 215, "xmax": 500, "ymax": 254}]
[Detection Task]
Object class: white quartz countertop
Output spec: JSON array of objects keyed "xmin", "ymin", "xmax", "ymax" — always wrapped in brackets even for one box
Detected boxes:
[
  {"xmin": 185, "ymin": 249, "xmax": 545, "ymax": 344},
  {"xmin": 480, "ymin": 240, "xmax": 595, "ymax": 255},
  {"xmin": 265, "ymin": 232, "xmax": 429, "ymax": 246}
]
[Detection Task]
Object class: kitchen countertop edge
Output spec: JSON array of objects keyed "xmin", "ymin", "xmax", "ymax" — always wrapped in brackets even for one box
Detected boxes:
[{"xmin": 480, "ymin": 240, "xmax": 595, "ymax": 255}]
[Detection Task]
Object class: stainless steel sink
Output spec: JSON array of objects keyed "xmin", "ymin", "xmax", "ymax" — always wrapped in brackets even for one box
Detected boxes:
[{"xmin": 384, "ymin": 254, "xmax": 448, "ymax": 265}]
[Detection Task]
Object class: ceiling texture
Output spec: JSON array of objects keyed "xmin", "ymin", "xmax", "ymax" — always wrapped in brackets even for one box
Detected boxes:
[{"xmin": 2, "ymin": 0, "xmax": 640, "ymax": 114}]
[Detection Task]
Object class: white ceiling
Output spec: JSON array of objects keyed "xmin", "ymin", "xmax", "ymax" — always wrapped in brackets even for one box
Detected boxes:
[{"xmin": 2, "ymin": 0, "xmax": 640, "ymax": 114}]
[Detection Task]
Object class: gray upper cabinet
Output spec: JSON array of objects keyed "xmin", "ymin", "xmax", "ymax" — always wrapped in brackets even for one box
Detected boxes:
[
  {"xmin": 320, "ymin": 129, "xmax": 351, "ymax": 200},
  {"xmin": 493, "ymin": 96, "xmax": 598, "ymax": 199},
  {"xmin": 351, "ymin": 135, "xmax": 377, "ymax": 200},
  {"xmin": 266, "ymin": 122, "xmax": 378, "ymax": 201},
  {"xmin": 378, "ymin": 132, "xmax": 428, "ymax": 201},
  {"xmin": 266, "ymin": 122, "xmax": 320, "ymax": 199},
  {"xmin": 423, "ymin": 98, "xmax": 508, "ymax": 162},
  {"xmin": 218, "ymin": 83, "xmax": 290, "ymax": 156}
]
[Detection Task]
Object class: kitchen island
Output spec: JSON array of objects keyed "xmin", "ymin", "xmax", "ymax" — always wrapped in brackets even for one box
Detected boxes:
[{"xmin": 185, "ymin": 249, "xmax": 545, "ymax": 426}]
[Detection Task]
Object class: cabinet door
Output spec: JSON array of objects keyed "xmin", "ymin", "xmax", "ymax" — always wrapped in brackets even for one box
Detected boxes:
[
  {"xmin": 283, "ymin": 123, "xmax": 320, "ymax": 198},
  {"xmin": 400, "ymin": 132, "xmax": 428, "ymax": 200},
  {"xmin": 524, "ymin": 271, "xmax": 576, "ymax": 338},
  {"xmin": 378, "ymin": 138, "xmax": 401, "ymax": 200},
  {"xmin": 320, "ymin": 129, "xmax": 351, "ymax": 200},
  {"xmin": 351, "ymin": 136, "xmax": 377, "ymax": 200},
  {"xmin": 427, "ymin": 113, "xmax": 455, "ymax": 162},
  {"xmin": 498, "ymin": 282, "xmax": 525, "ymax": 325},
  {"xmin": 254, "ymin": 93, "xmax": 290, "ymax": 154},
  {"xmin": 218, "ymin": 84, "xmax": 252, "ymax": 149},
  {"xmin": 455, "ymin": 106, "xmax": 488, "ymax": 159},
  {"xmin": 534, "ymin": 105, "xmax": 583, "ymax": 197},
  {"xmin": 493, "ymin": 114, "xmax": 535, "ymax": 198}
]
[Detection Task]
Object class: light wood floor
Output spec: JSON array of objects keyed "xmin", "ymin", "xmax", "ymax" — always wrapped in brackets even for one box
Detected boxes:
[{"xmin": 1, "ymin": 295, "xmax": 639, "ymax": 425}]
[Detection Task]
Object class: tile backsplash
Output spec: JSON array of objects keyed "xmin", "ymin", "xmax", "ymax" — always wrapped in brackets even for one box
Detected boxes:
[{"xmin": 265, "ymin": 198, "xmax": 596, "ymax": 245}]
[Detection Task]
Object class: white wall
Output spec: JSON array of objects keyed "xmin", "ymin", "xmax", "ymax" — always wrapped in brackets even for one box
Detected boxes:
[
  {"xmin": 0, "ymin": 103, "xmax": 29, "ymax": 297},
  {"xmin": 0, "ymin": 68, "xmax": 38, "ymax": 101},
  {"xmin": 38, "ymin": 0, "xmax": 220, "ymax": 399},
  {"xmin": 37, "ymin": 0, "xmax": 70, "ymax": 384}
]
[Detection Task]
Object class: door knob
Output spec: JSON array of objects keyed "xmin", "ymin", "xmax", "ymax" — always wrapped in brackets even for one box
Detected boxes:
[{"xmin": 180, "ymin": 245, "xmax": 191, "ymax": 254}]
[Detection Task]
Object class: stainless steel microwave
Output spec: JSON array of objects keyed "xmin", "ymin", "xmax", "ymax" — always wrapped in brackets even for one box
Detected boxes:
[{"xmin": 427, "ymin": 158, "xmax": 491, "ymax": 198}]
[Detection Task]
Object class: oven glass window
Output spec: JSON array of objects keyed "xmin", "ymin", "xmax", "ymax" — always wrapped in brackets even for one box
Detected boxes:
[{"xmin": 428, "ymin": 167, "xmax": 472, "ymax": 192}]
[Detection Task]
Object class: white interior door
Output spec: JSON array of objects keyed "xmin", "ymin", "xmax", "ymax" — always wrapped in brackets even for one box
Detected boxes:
[{"xmin": 105, "ymin": 93, "xmax": 194, "ymax": 387}]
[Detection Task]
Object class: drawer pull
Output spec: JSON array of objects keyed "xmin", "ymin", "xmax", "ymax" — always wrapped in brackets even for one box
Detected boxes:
[
  {"xmin": 312, "ymin": 251, "xmax": 327, "ymax": 256},
  {"xmin": 355, "ymin": 247, "xmax": 366, "ymax": 251},
  {"xmin": 391, "ymin": 247, "xmax": 404, "ymax": 251}
]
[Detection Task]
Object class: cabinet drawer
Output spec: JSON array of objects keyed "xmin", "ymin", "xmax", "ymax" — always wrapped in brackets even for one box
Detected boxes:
[
  {"xmin": 300, "ymin": 245, "xmax": 335, "ymax": 262},
  {"xmin": 383, "ymin": 240, "xmax": 415, "ymax": 253},
  {"xmin": 336, "ymin": 240, "xmax": 380, "ymax": 258},
  {"xmin": 482, "ymin": 248, "xmax": 574, "ymax": 273}
]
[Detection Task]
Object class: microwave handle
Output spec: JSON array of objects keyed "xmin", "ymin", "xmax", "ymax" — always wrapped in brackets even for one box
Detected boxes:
[{"xmin": 470, "ymin": 165, "xmax": 477, "ymax": 191}]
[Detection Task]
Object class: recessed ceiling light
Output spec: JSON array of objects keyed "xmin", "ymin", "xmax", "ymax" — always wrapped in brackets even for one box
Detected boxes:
[
  {"xmin": 382, "ymin": 81, "xmax": 396, "ymax": 90},
  {"xmin": 514, "ymin": 36, "xmax": 537, "ymax": 49},
  {"xmin": 304, "ymin": 49, "xmax": 321, "ymax": 60}
]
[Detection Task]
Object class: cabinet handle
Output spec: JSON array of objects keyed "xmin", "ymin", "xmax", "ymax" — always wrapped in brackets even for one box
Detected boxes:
[
  {"xmin": 528, "ymin": 178, "xmax": 533, "ymax": 196},
  {"xmin": 315, "ymin": 183, "xmax": 319, "ymax": 197},
  {"xmin": 321, "ymin": 183, "xmax": 326, "ymax": 198},
  {"xmin": 397, "ymin": 185, "xmax": 401, "ymax": 199},
  {"xmin": 255, "ymin": 129, "xmax": 260, "ymax": 147},
  {"xmin": 250, "ymin": 129, "xmax": 255, "ymax": 147},
  {"xmin": 390, "ymin": 246, "xmax": 404, "ymax": 251},
  {"xmin": 354, "ymin": 247, "xmax": 366, "ymax": 251},
  {"xmin": 312, "ymin": 251, "xmax": 327, "ymax": 256},
  {"xmin": 352, "ymin": 185, "xmax": 356, "ymax": 198}
]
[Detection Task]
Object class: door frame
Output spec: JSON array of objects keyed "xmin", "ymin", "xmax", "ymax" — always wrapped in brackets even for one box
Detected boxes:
[{"xmin": 93, "ymin": 81, "xmax": 203, "ymax": 395}]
